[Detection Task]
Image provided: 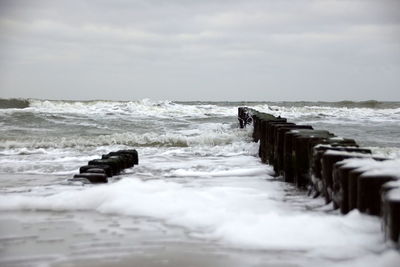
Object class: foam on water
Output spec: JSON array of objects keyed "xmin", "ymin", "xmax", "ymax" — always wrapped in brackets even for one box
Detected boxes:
[
  {"xmin": 2, "ymin": 126, "xmax": 247, "ymax": 149},
  {"xmin": 0, "ymin": 175, "xmax": 397, "ymax": 265},
  {"xmin": 25, "ymin": 99, "xmax": 236, "ymax": 118},
  {"xmin": 251, "ymin": 104, "xmax": 400, "ymax": 123},
  {"xmin": 1, "ymin": 99, "xmax": 400, "ymax": 266},
  {"xmin": 1, "ymin": 99, "xmax": 400, "ymax": 122},
  {"xmin": 1, "ymin": 99, "xmax": 399, "ymax": 148},
  {"xmin": 369, "ymin": 147, "xmax": 400, "ymax": 159},
  {"xmin": 246, "ymin": 103, "xmax": 400, "ymax": 150}
]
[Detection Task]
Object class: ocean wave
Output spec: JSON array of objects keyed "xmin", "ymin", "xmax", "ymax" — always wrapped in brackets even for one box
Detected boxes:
[
  {"xmin": 2, "ymin": 98, "xmax": 400, "ymax": 121},
  {"xmin": 336, "ymin": 100, "xmax": 382, "ymax": 109},
  {"xmin": 25, "ymin": 99, "xmax": 236, "ymax": 118},
  {"xmin": 0, "ymin": 98, "xmax": 30, "ymax": 109},
  {"xmin": 0, "ymin": 128, "xmax": 252, "ymax": 149},
  {"xmin": 251, "ymin": 100, "xmax": 400, "ymax": 109},
  {"xmin": 252, "ymin": 104, "xmax": 400, "ymax": 123},
  {"xmin": 0, "ymin": 147, "xmax": 48, "ymax": 156}
]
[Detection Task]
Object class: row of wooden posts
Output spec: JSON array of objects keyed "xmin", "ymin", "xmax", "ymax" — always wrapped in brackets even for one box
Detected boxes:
[
  {"xmin": 238, "ymin": 107, "xmax": 400, "ymax": 247},
  {"xmin": 72, "ymin": 149, "xmax": 139, "ymax": 183}
]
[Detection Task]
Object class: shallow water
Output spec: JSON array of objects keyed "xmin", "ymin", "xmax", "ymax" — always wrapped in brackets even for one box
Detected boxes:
[{"xmin": 0, "ymin": 99, "xmax": 399, "ymax": 266}]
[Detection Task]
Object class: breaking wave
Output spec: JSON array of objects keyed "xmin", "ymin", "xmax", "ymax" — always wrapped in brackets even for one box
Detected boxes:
[
  {"xmin": 0, "ymin": 98, "xmax": 30, "ymax": 109},
  {"xmin": 251, "ymin": 104, "xmax": 400, "ymax": 123},
  {"xmin": 26, "ymin": 99, "xmax": 236, "ymax": 118},
  {"xmin": 0, "ymin": 128, "xmax": 252, "ymax": 149},
  {"xmin": 250, "ymin": 100, "xmax": 400, "ymax": 109}
]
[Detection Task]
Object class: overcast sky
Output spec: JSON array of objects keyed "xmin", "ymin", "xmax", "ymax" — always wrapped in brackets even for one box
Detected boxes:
[{"xmin": 0, "ymin": 0, "xmax": 399, "ymax": 101}]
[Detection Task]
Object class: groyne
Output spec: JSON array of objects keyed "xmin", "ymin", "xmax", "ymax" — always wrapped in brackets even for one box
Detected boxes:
[
  {"xmin": 71, "ymin": 149, "xmax": 138, "ymax": 183},
  {"xmin": 238, "ymin": 107, "xmax": 400, "ymax": 248}
]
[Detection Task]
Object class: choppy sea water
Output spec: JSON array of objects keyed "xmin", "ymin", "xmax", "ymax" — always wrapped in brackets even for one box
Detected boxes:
[{"xmin": 0, "ymin": 99, "xmax": 399, "ymax": 267}]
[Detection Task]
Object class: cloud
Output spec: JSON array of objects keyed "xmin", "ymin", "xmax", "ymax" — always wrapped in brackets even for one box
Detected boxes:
[{"xmin": 0, "ymin": 0, "xmax": 399, "ymax": 101}]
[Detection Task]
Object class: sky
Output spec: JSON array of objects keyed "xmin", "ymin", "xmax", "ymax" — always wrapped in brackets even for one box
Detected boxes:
[{"xmin": 0, "ymin": 0, "xmax": 399, "ymax": 101}]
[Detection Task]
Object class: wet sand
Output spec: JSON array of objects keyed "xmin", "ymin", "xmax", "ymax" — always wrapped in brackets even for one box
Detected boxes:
[{"xmin": 0, "ymin": 210, "xmax": 307, "ymax": 267}]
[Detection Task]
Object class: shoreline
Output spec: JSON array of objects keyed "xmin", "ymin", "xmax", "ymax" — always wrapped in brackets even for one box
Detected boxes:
[{"xmin": 0, "ymin": 210, "xmax": 306, "ymax": 267}]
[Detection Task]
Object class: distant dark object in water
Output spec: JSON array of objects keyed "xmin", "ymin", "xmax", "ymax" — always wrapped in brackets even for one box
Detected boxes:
[{"xmin": 0, "ymin": 98, "xmax": 30, "ymax": 109}]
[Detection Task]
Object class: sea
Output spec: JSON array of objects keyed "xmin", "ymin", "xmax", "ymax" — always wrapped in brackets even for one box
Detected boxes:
[{"xmin": 0, "ymin": 98, "xmax": 399, "ymax": 267}]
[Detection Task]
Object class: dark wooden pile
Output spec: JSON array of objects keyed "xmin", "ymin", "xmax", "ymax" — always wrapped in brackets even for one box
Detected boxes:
[{"xmin": 72, "ymin": 149, "xmax": 138, "ymax": 184}]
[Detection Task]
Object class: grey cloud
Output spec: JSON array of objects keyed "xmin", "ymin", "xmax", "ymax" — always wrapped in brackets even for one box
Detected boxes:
[{"xmin": 0, "ymin": 0, "xmax": 399, "ymax": 101}]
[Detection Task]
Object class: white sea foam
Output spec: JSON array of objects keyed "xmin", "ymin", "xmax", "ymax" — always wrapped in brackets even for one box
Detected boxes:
[
  {"xmin": 168, "ymin": 167, "xmax": 268, "ymax": 178},
  {"xmin": 26, "ymin": 99, "xmax": 236, "ymax": 118},
  {"xmin": 2, "ymin": 99, "xmax": 399, "ymax": 125},
  {"xmin": 252, "ymin": 104, "xmax": 400, "ymax": 123},
  {"xmin": 1, "ymin": 99, "xmax": 399, "ymax": 266},
  {"xmin": 0, "ymin": 122, "xmax": 250, "ymax": 150},
  {"xmin": 340, "ymin": 158, "xmax": 400, "ymax": 170},
  {"xmin": 369, "ymin": 147, "xmax": 400, "ymax": 159},
  {"xmin": 0, "ymin": 176, "xmax": 396, "ymax": 265},
  {"xmin": 0, "ymin": 139, "xmax": 258, "ymax": 177}
]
